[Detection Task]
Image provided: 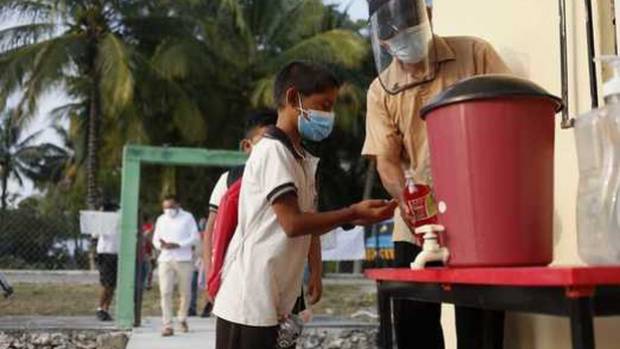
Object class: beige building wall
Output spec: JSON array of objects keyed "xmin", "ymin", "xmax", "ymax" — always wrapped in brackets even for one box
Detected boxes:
[{"xmin": 432, "ymin": 0, "xmax": 620, "ymax": 347}]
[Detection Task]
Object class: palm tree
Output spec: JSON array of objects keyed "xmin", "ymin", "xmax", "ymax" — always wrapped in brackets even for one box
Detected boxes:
[
  {"xmin": 0, "ymin": 110, "xmax": 69, "ymax": 210},
  {"xmin": 125, "ymin": 0, "xmax": 375, "ymax": 213},
  {"xmin": 0, "ymin": 0, "xmax": 205, "ymax": 209}
]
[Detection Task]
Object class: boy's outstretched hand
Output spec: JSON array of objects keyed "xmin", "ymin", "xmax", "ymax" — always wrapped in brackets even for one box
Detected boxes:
[{"xmin": 350, "ymin": 199, "xmax": 398, "ymax": 226}]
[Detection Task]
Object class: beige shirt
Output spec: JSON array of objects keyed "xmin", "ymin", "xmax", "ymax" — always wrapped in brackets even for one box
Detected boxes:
[{"xmin": 362, "ymin": 35, "xmax": 511, "ymax": 243}]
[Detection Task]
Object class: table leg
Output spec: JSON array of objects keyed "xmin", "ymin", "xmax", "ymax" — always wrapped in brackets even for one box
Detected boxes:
[
  {"xmin": 377, "ymin": 282, "xmax": 393, "ymax": 349},
  {"xmin": 568, "ymin": 297, "xmax": 595, "ymax": 349},
  {"xmin": 484, "ymin": 310, "xmax": 505, "ymax": 349}
]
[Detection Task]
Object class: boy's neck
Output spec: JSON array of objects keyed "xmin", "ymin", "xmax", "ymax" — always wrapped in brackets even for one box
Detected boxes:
[{"xmin": 276, "ymin": 118, "xmax": 302, "ymax": 151}]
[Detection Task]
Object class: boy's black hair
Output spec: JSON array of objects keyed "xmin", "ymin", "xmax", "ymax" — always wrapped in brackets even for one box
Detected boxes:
[
  {"xmin": 273, "ymin": 61, "xmax": 341, "ymax": 109},
  {"xmin": 245, "ymin": 109, "xmax": 277, "ymax": 138}
]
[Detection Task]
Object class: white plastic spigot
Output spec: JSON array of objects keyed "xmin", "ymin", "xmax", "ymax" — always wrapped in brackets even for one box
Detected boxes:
[{"xmin": 411, "ymin": 224, "xmax": 450, "ymax": 269}]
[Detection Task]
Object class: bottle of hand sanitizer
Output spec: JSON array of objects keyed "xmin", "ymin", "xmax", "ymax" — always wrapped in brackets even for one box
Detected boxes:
[{"xmin": 575, "ymin": 56, "xmax": 620, "ymax": 264}]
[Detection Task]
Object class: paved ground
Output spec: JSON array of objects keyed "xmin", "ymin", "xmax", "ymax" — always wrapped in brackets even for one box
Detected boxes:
[
  {"xmin": 127, "ymin": 317, "xmax": 216, "ymax": 349},
  {"xmin": 0, "ymin": 316, "xmax": 118, "ymax": 331},
  {"xmin": 126, "ymin": 316, "xmax": 378, "ymax": 349}
]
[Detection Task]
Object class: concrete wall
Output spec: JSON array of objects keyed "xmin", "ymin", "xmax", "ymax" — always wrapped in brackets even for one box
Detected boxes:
[{"xmin": 433, "ymin": 0, "xmax": 620, "ymax": 347}]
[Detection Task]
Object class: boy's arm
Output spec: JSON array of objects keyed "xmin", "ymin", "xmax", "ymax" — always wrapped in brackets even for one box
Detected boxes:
[
  {"xmin": 307, "ymin": 235, "xmax": 323, "ymax": 305},
  {"xmin": 271, "ymin": 193, "xmax": 396, "ymax": 238},
  {"xmin": 202, "ymin": 211, "xmax": 217, "ymax": 275}
]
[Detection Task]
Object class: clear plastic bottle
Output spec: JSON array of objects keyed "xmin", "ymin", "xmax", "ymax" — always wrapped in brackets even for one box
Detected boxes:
[{"xmin": 575, "ymin": 56, "xmax": 620, "ymax": 264}]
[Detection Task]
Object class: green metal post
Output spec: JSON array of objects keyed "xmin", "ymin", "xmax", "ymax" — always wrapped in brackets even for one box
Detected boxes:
[
  {"xmin": 115, "ymin": 145, "xmax": 246, "ymax": 328},
  {"xmin": 116, "ymin": 149, "xmax": 141, "ymax": 329}
]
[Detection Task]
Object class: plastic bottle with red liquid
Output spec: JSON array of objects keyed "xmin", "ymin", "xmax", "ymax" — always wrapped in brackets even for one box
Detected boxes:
[{"xmin": 403, "ymin": 170, "xmax": 439, "ymax": 243}]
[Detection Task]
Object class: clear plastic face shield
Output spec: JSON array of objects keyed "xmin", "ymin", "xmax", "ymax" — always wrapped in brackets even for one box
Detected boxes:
[{"xmin": 369, "ymin": 0, "xmax": 437, "ymax": 94}]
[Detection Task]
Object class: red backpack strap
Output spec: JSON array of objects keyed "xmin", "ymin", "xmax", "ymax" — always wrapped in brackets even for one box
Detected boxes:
[{"xmin": 207, "ymin": 178, "xmax": 242, "ymax": 300}]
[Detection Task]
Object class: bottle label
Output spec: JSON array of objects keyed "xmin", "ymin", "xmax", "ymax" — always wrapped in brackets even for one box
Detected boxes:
[{"xmin": 407, "ymin": 192, "xmax": 436, "ymax": 222}]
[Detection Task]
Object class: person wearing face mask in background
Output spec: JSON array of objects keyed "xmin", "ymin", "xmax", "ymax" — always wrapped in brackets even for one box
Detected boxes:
[
  {"xmin": 152, "ymin": 195, "xmax": 200, "ymax": 337},
  {"xmin": 363, "ymin": 0, "xmax": 511, "ymax": 348},
  {"xmin": 200, "ymin": 110, "xmax": 278, "ymax": 318}
]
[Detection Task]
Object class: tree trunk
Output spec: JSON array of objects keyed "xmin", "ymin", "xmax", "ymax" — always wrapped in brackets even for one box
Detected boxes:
[
  {"xmin": 86, "ymin": 71, "xmax": 102, "ymax": 271},
  {"xmin": 1, "ymin": 169, "xmax": 8, "ymax": 210},
  {"xmin": 86, "ymin": 85, "xmax": 101, "ymax": 210}
]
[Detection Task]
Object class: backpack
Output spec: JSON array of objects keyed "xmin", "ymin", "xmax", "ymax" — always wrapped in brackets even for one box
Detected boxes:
[{"xmin": 206, "ymin": 167, "xmax": 244, "ymax": 300}]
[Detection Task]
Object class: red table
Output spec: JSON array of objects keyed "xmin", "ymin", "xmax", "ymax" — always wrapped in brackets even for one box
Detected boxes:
[{"xmin": 366, "ymin": 267, "xmax": 620, "ymax": 349}]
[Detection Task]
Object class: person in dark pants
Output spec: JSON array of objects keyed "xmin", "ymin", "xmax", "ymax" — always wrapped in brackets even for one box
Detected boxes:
[
  {"xmin": 393, "ymin": 242, "xmax": 444, "ymax": 348},
  {"xmin": 363, "ymin": 0, "xmax": 510, "ymax": 347},
  {"xmin": 92, "ymin": 202, "xmax": 120, "ymax": 322},
  {"xmin": 188, "ymin": 265, "xmax": 200, "ymax": 316}
]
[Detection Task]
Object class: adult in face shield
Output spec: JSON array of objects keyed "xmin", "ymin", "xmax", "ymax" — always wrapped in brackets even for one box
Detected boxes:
[{"xmin": 363, "ymin": 0, "xmax": 511, "ymax": 348}]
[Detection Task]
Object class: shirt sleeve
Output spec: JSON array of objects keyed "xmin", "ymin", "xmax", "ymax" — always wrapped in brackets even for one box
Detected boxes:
[
  {"xmin": 361, "ymin": 80, "xmax": 403, "ymax": 158},
  {"xmin": 178, "ymin": 212, "xmax": 200, "ymax": 248},
  {"xmin": 209, "ymin": 172, "xmax": 229, "ymax": 212},
  {"xmin": 152, "ymin": 216, "xmax": 162, "ymax": 250},
  {"xmin": 254, "ymin": 142, "xmax": 298, "ymax": 204},
  {"xmin": 474, "ymin": 39, "xmax": 511, "ymax": 74}
]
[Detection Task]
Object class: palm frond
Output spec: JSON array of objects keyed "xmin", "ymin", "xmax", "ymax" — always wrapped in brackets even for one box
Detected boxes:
[
  {"xmin": 218, "ymin": 0, "xmax": 251, "ymax": 41},
  {"xmin": 12, "ymin": 169, "xmax": 23, "ymax": 187},
  {"xmin": 0, "ymin": 38, "xmax": 53, "ymax": 106},
  {"xmin": 0, "ymin": 1, "xmax": 55, "ymax": 23},
  {"xmin": 151, "ymin": 38, "xmax": 212, "ymax": 81},
  {"xmin": 97, "ymin": 33, "xmax": 134, "ymax": 118},
  {"xmin": 14, "ymin": 33, "xmax": 81, "ymax": 124},
  {"xmin": 273, "ymin": 29, "xmax": 368, "ymax": 70},
  {"xmin": 334, "ymin": 82, "xmax": 364, "ymax": 135},
  {"xmin": 122, "ymin": 16, "xmax": 195, "ymax": 42},
  {"xmin": 16, "ymin": 129, "xmax": 44, "ymax": 148},
  {"xmin": 0, "ymin": 23, "xmax": 58, "ymax": 53},
  {"xmin": 49, "ymin": 102, "xmax": 85, "ymax": 121},
  {"xmin": 250, "ymin": 76, "xmax": 275, "ymax": 108},
  {"xmin": 261, "ymin": 0, "xmax": 306, "ymax": 48},
  {"xmin": 172, "ymin": 97, "xmax": 206, "ymax": 143}
]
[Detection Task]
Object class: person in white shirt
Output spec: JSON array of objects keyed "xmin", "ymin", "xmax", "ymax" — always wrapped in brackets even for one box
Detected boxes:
[
  {"xmin": 213, "ymin": 61, "xmax": 397, "ymax": 349},
  {"xmin": 93, "ymin": 202, "xmax": 120, "ymax": 322},
  {"xmin": 152, "ymin": 195, "xmax": 200, "ymax": 336}
]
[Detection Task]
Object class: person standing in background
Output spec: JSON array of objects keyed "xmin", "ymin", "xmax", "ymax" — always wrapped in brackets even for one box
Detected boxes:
[
  {"xmin": 140, "ymin": 214, "xmax": 155, "ymax": 291},
  {"xmin": 188, "ymin": 227, "xmax": 204, "ymax": 317},
  {"xmin": 153, "ymin": 195, "xmax": 200, "ymax": 336},
  {"xmin": 94, "ymin": 202, "xmax": 120, "ymax": 322}
]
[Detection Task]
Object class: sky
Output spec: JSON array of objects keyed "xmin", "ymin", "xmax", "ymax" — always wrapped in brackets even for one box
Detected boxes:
[
  {"xmin": 329, "ymin": 0, "xmax": 368, "ymax": 20},
  {"xmin": 2, "ymin": 0, "xmax": 369, "ymax": 204}
]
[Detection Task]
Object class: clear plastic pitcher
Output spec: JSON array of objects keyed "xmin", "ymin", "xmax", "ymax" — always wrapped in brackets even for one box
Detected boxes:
[
  {"xmin": 576, "ymin": 103, "xmax": 620, "ymax": 264},
  {"xmin": 575, "ymin": 56, "xmax": 620, "ymax": 265}
]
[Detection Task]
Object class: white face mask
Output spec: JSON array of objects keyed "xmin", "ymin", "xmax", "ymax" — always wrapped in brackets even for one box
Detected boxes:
[
  {"xmin": 164, "ymin": 208, "xmax": 178, "ymax": 218},
  {"xmin": 384, "ymin": 24, "xmax": 432, "ymax": 64}
]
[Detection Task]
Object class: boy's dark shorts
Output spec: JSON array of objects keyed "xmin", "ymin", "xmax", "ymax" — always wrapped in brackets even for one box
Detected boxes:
[
  {"xmin": 96, "ymin": 253, "xmax": 118, "ymax": 288},
  {"xmin": 216, "ymin": 317, "xmax": 278, "ymax": 349}
]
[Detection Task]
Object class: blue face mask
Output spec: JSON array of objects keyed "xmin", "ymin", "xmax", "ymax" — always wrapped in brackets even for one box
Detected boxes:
[{"xmin": 297, "ymin": 95, "xmax": 335, "ymax": 142}]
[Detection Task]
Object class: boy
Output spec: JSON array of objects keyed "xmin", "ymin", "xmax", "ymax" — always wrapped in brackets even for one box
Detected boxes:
[
  {"xmin": 213, "ymin": 61, "xmax": 397, "ymax": 349},
  {"xmin": 204, "ymin": 110, "xmax": 322, "ymax": 316}
]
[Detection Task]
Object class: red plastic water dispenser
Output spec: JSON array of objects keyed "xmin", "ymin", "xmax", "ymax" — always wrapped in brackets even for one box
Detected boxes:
[{"xmin": 420, "ymin": 75, "xmax": 563, "ymax": 267}]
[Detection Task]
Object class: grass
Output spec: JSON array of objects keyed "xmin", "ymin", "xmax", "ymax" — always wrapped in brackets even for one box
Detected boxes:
[{"xmin": 0, "ymin": 283, "xmax": 377, "ymax": 319}]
